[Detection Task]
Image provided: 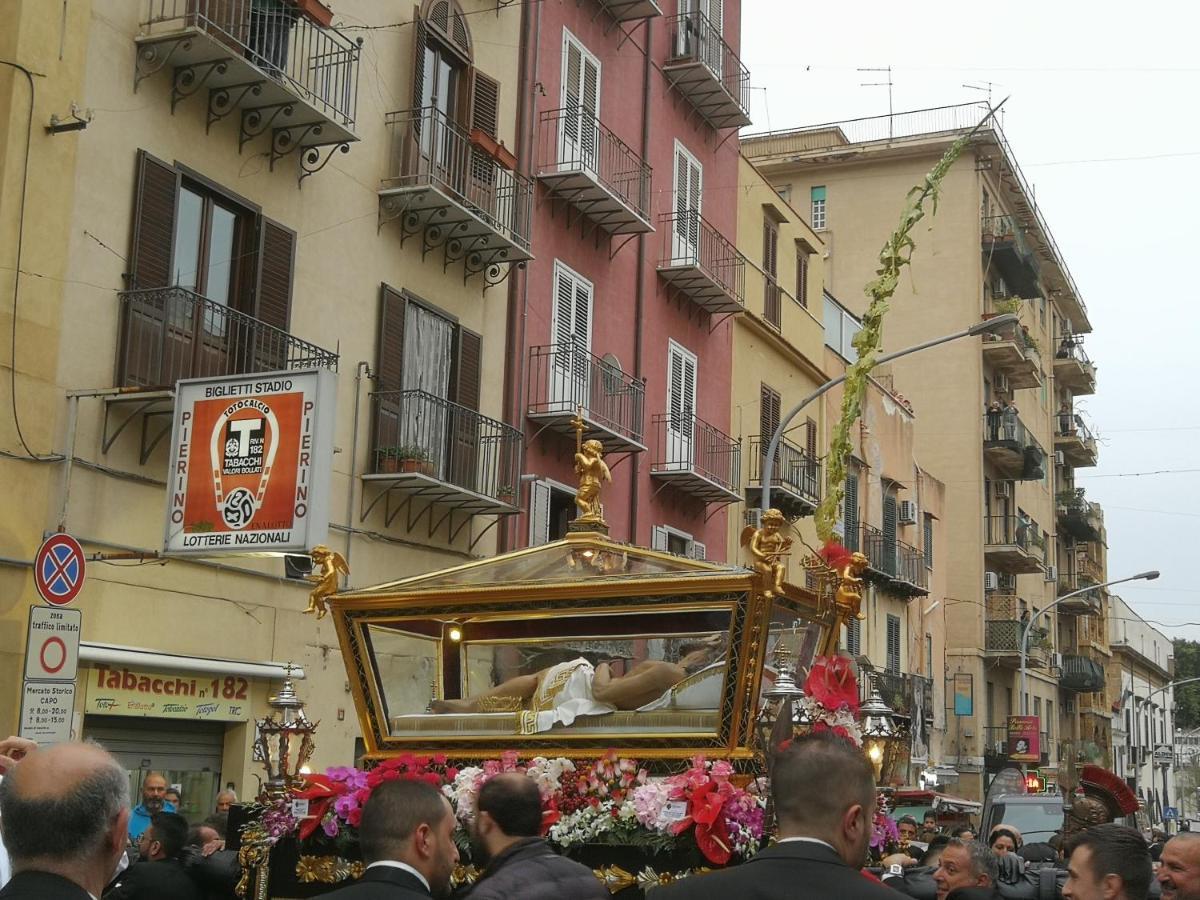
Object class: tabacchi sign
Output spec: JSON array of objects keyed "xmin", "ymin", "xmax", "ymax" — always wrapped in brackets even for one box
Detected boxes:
[{"xmin": 164, "ymin": 369, "xmax": 336, "ymax": 555}]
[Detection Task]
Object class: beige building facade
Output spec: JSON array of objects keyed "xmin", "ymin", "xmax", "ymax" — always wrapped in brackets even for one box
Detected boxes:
[
  {"xmin": 744, "ymin": 104, "xmax": 1096, "ymax": 799},
  {"xmin": 0, "ymin": 0, "xmax": 523, "ymax": 815}
]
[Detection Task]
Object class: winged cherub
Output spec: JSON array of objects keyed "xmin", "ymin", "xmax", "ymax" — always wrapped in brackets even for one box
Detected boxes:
[{"xmin": 303, "ymin": 545, "xmax": 348, "ymax": 620}]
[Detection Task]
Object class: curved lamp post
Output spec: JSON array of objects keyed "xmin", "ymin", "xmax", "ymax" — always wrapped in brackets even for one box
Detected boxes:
[{"xmin": 760, "ymin": 313, "xmax": 1020, "ymax": 514}]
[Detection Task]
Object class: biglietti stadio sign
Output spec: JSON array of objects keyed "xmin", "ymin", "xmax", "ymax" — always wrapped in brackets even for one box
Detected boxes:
[{"xmin": 163, "ymin": 370, "xmax": 336, "ymax": 555}]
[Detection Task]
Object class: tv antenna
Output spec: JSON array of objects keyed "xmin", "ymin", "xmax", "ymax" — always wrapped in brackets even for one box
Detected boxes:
[
  {"xmin": 859, "ymin": 65, "xmax": 894, "ymax": 138},
  {"xmin": 963, "ymin": 81, "xmax": 1005, "ymax": 124}
]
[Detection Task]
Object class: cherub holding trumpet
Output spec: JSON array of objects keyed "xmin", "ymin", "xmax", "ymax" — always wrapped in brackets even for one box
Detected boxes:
[{"xmin": 741, "ymin": 507, "xmax": 793, "ymax": 596}]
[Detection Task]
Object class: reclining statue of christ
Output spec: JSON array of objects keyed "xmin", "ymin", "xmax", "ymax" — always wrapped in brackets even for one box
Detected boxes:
[{"xmin": 430, "ymin": 636, "xmax": 729, "ymax": 734}]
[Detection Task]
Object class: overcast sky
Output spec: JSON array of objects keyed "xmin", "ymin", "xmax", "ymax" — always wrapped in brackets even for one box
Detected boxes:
[{"xmin": 741, "ymin": 1, "xmax": 1200, "ymax": 642}]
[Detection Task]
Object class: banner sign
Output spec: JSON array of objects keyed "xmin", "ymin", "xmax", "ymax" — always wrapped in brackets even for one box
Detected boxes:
[
  {"xmin": 1007, "ymin": 714, "xmax": 1040, "ymax": 763},
  {"xmin": 81, "ymin": 665, "xmax": 251, "ymax": 722},
  {"xmin": 164, "ymin": 370, "xmax": 336, "ymax": 555}
]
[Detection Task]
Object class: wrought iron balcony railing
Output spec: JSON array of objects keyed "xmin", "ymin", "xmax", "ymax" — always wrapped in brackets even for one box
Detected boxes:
[
  {"xmin": 985, "ymin": 513, "xmax": 1043, "ymax": 555},
  {"xmin": 1061, "ymin": 654, "xmax": 1107, "ymax": 693},
  {"xmin": 746, "ymin": 434, "xmax": 820, "ymax": 516},
  {"xmin": 657, "ymin": 211, "xmax": 746, "ymax": 314},
  {"xmin": 894, "ymin": 540, "xmax": 929, "ymax": 591},
  {"xmin": 370, "ymin": 389, "xmax": 521, "ymax": 503},
  {"xmin": 381, "ymin": 106, "xmax": 533, "ymax": 262},
  {"xmin": 981, "ymin": 213, "xmax": 1040, "ymax": 299},
  {"xmin": 526, "ymin": 342, "xmax": 646, "ymax": 452},
  {"xmin": 1055, "ymin": 334, "xmax": 1096, "ymax": 394},
  {"xmin": 862, "ymin": 524, "xmax": 896, "ymax": 577},
  {"xmin": 650, "ymin": 413, "xmax": 741, "ymax": 502},
  {"xmin": 536, "ymin": 106, "xmax": 652, "ymax": 234},
  {"xmin": 858, "ymin": 526, "xmax": 929, "ymax": 595},
  {"xmin": 983, "ymin": 409, "xmax": 1046, "ymax": 480},
  {"xmin": 663, "ymin": 11, "xmax": 751, "ymax": 129},
  {"xmin": 117, "ymin": 287, "xmax": 338, "ymax": 388}
]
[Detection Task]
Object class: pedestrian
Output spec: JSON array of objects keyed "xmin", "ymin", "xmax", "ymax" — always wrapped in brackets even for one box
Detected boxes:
[
  {"xmin": 920, "ymin": 812, "xmax": 940, "ymax": 841},
  {"xmin": 898, "ymin": 815, "xmax": 920, "ymax": 844},
  {"xmin": 951, "ymin": 827, "xmax": 976, "ymax": 842},
  {"xmin": 655, "ymin": 730, "xmax": 900, "ymax": 900},
  {"xmin": 182, "ymin": 823, "xmax": 240, "ymax": 900},
  {"xmin": 462, "ymin": 773, "xmax": 608, "ymax": 900},
  {"xmin": 164, "ymin": 786, "xmax": 181, "ymax": 811},
  {"xmin": 932, "ymin": 839, "xmax": 1001, "ymax": 900},
  {"xmin": 1002, "ymin": 402, "xmax": 1018, "ymax": 441},
  {"xmin": 986, "ymin": 402, "xmax": 1002, "ymax": 441},
  {"xmin": 1159, "ymin": 832, "xmax": 1200, "ymax": 900},
  {"xmin": 104, "ymin": 811, "xmax": 201, "ymax": 900},
  {"xmin": 0, "ymin": 736, "xmax": 38, "ymax": 890},
  {"xmin": 987, "ymin": 825, "xmax": 1022, "ymax": 856},
  {"xmin": 1062, "ymin": 824, "xmax": 1151, "ymax": 900},
  {"xmin": 323, "ymin": 779, "xmax": 459, "ymax": 899},
  {"xmin": 0, "ymin": 741, "xmax": 132, "ymax": 900},
  {"xmin": 214, "ymin": 789, "xmax": 237, "ymax": 814},
  {"xmin": 127, "ymin": 772, "xmax": 175, "ymax": 841}
]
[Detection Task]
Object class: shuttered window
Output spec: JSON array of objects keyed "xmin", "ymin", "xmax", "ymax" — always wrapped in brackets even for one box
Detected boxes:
[
  {"xmin": 759, "ymin": 384, "xmax": 780, "ymax": 447},
  {"xmin": 796, "ymin": 247, "xmax": 809, "ymax": 308},
  {"xmin": 672, "ymin": 141, "xmax": 703, "ymax": 262},
  {"xmin": 561, "ymin": 31, "xmax": 601, "ymax": 169},
  {"xmin": 469, "ymin": 70, "xmax": 501, "ymax": 185},
  {"xmin": 846, "ymin": 617, "xmax": 861, "ymax": 657},
  {"xmin": 886, "ymin": 614, "xmax": 901, "ymax": 675},
  {"xmin": 883, "ymin": 494, "xmax": 898, "ymax": 577},
  {"xmin": 811, "ymin": 185, "xmax": 826, "ymax": 230},
  {"xmin": 129, "ymin": 152, "xmax": 180, "ymax": 290},
  {"xmin": 763, "ymin": 217, "xmax": 779, "ymax": 328},
  {"xmin": 255, "ymin": 219, "xmax": 296, "ymax": 330},
  {"xmin": 843, "ymin": 471, "xmax": 860, "ymax": 551},
  {"xmin": 667, "ymin": 341, "xmax": 697, "ymax": 442},
  {"xmin": 376, "ymin": 286, "xmax": 481, "ymax": 407},
  {"xmin": 923, "ymin": 513, "xmax": 934, "ymax": 571}
]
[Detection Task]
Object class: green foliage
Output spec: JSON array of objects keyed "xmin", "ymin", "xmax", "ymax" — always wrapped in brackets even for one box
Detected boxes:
[
  {"xmin": 816, "ymin": 109, "xmax": 998, "ymax": 540},
  {"xmin": 993, "ymin": 297, "xmax": 1023, "ymax": 315},
  {"xmin": 1174, "ymin": 639, "xmax": 1200, "ymax": 730}
]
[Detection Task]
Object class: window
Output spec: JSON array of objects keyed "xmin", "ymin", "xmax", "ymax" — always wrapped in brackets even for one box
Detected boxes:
[
  {"xmin": 810, "ymin": 185, "xmax": 826, "ymax": 230},
  {"xmin": 845, "ymin": 617, "xmax": 861, "ymax": 657},
  {"xmin": 795, "ymin": 246, "xmax": 809, "ymax": 309},
  {"xmin": 529, "ymin": 480, "xmax": 577, "ymax": 545},
  {"xmin": 666, "ymin": 340, "xmax": 698, "ymax": 464},
  {"xmin": 651, "ymin": 525, "xmax": 706, "ymax": 560},
  {"xmin": 561, "ymin": 30, "xmax": 601, "ymax": 169},
  {"xmin": 923, "ymin": 513, "xmax": 934, "ymax": 570},
  {"xmin": 823, "ymin": 293, "xmax": 861, "ymax": 361},
  {"xmin": 671, "ymin": 141, "xmax": 703, "ymax": 263},
  {"xmin": 924, "ymin": 633, "xmax": 933, "ymax": 677},
  {"xmin": 760, "ymin": 383, "xmax": 781, "ymax": 447},
  {"xmin": 843, "ymin": 470, "xmax": 860, "ymax": 551},
  {"xmin": 776, "ymin": 184, "xmax": 791, "ymax": 203},
  {"xmin": 549, "ymin": 261, "xmax": 593, "ymax": 408},
  {"xmin": 762, "ymin": 217, "xmax": 779, "ymax": 328},
  {"xmin": 1047, "ymin": 700, "xmax": 1054, "ymax": 740},
  {"xmin": 886, "ymin": 614, "xmax": 901, "ymax": 675}
]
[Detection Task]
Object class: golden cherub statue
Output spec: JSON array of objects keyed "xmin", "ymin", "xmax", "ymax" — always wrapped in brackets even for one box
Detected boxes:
[
  {"xmin": 834, "ymin": 551, "xmax": 869, "ymax": 622},
  {"xmin": 740, "ymin": 508, "xmax": 793, "ymax": 597},
  {"xmin": 571, "ymin": 411, "xmax": 610, "ymax": 528},
  {"xmin": 303, "ymin": 545, "xmax": 348, "ymax": 620}
]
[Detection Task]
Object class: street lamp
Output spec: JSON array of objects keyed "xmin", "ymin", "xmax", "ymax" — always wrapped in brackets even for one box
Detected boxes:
[
  {"xmin": 1018, "ymin": 571, "xmax": 1160, "ymax": 715},
  {"xmin": 760, "ymin": 314, "xmax": 1020, "ymax": 514},
  {"xmin": 860, "ymin": 674, "xmax": 899, "ymax": 783}
]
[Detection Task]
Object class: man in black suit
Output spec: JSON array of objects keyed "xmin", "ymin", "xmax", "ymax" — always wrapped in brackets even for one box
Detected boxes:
[
  {"xmin": 104, "ymin": 811, "xmax": 201, "ymax": 899},
  {"xmin": 657, "ymin": 730, "xmax": 899, "ymax": 899},
  {"xmin": 0, "ymin": 741, "xmax": 132, "ymax": 900},
  {"xmin": 325, "ymin": 778, "xmax": 461, "ymax": 899}
]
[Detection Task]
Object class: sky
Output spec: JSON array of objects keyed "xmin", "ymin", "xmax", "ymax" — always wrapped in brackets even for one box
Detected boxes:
[{"xmin": 740, "ymin": 1, "xmax": 1200, "ymax": 641}]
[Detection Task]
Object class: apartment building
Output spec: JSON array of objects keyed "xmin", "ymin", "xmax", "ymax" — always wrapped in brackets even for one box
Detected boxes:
[
  {"xmin": 743, "ymin": 103, "xmax": 1096, "ymax": 799},
  {"xmin": 511, "ymin": 0, "xmax": 750, "ymax": 555},
  {"xmin": 1109, "ymin": 596, "xmax": 1176, "ymax": 824},
  {"xmin": 0, "ymin": 0, "xmax": 525, "ymax": 811}
]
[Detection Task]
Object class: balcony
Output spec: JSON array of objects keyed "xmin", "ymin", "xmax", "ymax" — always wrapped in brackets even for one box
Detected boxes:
[
  {"xmin": 1056, "ymin": 414, "xmax": 1098, "ymax": 468},
  {"xmin": 984, "ymin": 593, "xmax": 1051, "ymax": 668},
  {"xmin": 1054, "ymin": 334, "xmax": 1097, "ymax": 395},
  {"xmin": 526, "ymin": 343, "xmax": 646, "ymax": 454},
  {"xmin": 864, "ymin": 671, "xmax": 935, "ymax": 724},
  {"xmin": 591, "ymin": 0, "xmax": 662, "ymax": 21},
  {"xmin": 134, "ymin": 0, "xmax": 360, "ymax": 176},
  {"xmin": 657, "ymin": 212, "xmax": 746, "ymax": 315},
  {"xmin": 535, "ymin": 107, "xmax": 653, "ymax": 235},
  {"xmin": 983, "ymin": 410, "xmax": 1046, "ymax": 480},
  {"xmin": 861, "ymin": 526, "xmax": 930, "ymax": 597},
  {"xmin": 745, "ymin": 435, "xmax": 819, "ymax": 519},
  {"xmin": 361, "ymin": 390, "xmax": 522, "ymax": 535},
  {"xmin": 650, "ymin": 413, "xmax": 741, "ymax": 503},
  {"xmin": 984, "ymin": 514, "xmax": 1046, "ymax": 574},
  {"xmin": 1056, "ymin": 572, "xmax": 1103, "ymax": 615},
  {"xmin": 979, "ymin": 315, "xmax": 1042, "ymax": 389},
  {"xmin": 662, "ymin": 11, "xmax": 751, "ymax": 130},
  {"xmin": 1057, "ymin": 488, "xmax": 1102, "ymax": 542},
  {"xmin": 981, "ymin": 215, "xmax": 1040, "ymax": 300},
  {"xmin": 379, "ymin": 108, "xmax": 533, "ymax": 282},
  {"xmin": 1061, "ymin": 654, "xmax": 1107, "ymax": 693},
  {"xmin": 110, "ymin": 286, "xmax": 338, "ymax": 463}
]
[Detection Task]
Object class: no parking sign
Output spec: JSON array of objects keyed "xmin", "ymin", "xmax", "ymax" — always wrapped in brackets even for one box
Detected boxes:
[{"xmin": 34, "ymin": 533, "xmax": 86, "ymax": 606}]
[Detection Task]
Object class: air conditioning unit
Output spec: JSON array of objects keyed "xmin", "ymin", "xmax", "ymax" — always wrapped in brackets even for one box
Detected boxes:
[
  {"xmin": 984, "ymin": 571, "xmax": 1000, "ymax": 592},
  {"xmin": 1055, "ymin": 450, "xmax": 1066, "ymax": 466},
  {"xmin": 996, "ymin": 482, "xmax": 1012, "ymax": 499},
  {"xmin": 1052, "ymin": 652, "xmax": 1063, "ymax": 669},
  {"xmin": 898, "ymin": 499, "xmax": 917, "ymax": 525},
  {"xmin": 1045, "ymin": 564, "xmax": 1058, "ymax": 583},
  {"xmin": 995, "ymin": 373, "xmax": 1011, "ymax": 395}
]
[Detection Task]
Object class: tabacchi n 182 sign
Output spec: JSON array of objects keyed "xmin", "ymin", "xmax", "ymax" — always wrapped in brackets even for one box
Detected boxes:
[{"xmin": 164, "ymin": 369, "xmax": 336, "ymax": 555}]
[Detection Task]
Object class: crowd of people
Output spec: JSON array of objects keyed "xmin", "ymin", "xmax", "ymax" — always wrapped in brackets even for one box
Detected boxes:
[{"xmin": 2, "ymin": 733, "xmax": 1199, "ymax": 900}]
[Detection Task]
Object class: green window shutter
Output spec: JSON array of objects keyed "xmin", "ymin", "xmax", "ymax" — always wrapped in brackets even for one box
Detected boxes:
[{"xmin": 844, "ymin": 472, "xmax": 859, "ymax": 551}]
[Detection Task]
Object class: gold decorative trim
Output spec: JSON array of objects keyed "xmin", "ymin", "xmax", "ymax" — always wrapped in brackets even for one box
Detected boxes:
[
  {"xmin": 593, "ymin": 864, "xmax": 712, "ymax": 893},
  {"xmin": 295, "ymin": 855, "xmax": 365, "ymax": 884},
  {"xmin": 477, "ymin": 695, "xmax": 526, "ymax": 712}
]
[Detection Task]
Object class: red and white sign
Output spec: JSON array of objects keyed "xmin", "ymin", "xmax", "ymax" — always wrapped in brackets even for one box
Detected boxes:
[
  {"xmin": 24, "ymin": 606, "xmax": 82, "ymax": 682},
  {"xmin": 34, "ymin": 533, "xmax": 86, "ymax": 606},
  {"xmin": 163, "ymin": 369, "xmax": 336, "ymax": 555}
]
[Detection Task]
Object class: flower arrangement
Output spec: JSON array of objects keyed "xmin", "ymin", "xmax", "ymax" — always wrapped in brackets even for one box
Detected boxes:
[
  {"xmin": 869, "ymin": 791, "xmax": 901, "ymax": 862},
  {"xmin": 795, "ymin": 655, "xmax": 864, "ymax": 747}
]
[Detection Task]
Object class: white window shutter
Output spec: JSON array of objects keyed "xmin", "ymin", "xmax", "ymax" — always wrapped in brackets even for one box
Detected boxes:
[
  {"xmin": 651, "ymin": 526, "xmax": 669, "ymax": 552},
  {"xmin": 689, "ymin": 540, "xmax": 706, "ymax": 561},
  {"xmin": 529, "ymin": 480, "xmax": 551, "ymax": 546}
]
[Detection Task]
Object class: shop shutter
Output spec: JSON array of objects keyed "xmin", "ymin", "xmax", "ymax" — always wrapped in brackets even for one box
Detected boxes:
[
  {"xmin": 254, "ymin": 217, "xmax": 295, "ymax": 331},
  {"xmin": 128, "ymin": 150, "xmax": 180, "ymax": 289}
]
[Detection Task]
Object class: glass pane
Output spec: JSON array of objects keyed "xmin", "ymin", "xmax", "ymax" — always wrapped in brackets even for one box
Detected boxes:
[
  {"xmin": 172, "ymin": 188, "xmax": 204, "ymax": 291},
  {"xmin": 367, "ymin": 625, "xmax": 440, "ymax": 722},
  {"xmin": 205, "ymin": 205, "xmax": 237, "ymax": 308}
]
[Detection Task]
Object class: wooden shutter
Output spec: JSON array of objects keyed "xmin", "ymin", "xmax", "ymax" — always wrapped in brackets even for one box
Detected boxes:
[
  {"xmin": 796, "ymin": 248, "xmax": 808, "ymax": 308},
  {"xmin": 924, "ymin": 514, "xmax": 934, "ymax": 570},
  {"xmin": 529, "ymin": 481, "xmax": 552, "ymax": 546},
  {"xmin": 673, "ymin": 144, "xmax": 702, "ymax": 252},
  {"xmin": 883, "ymin": 494, "xmax": 898, "ymax": 576},
  {"xmin": 846, "ymin": 617, "xmax": 861, "ymax": 657},
  {"xmin": 843, "ymin": 471, "xmax": 859, "ymax": 551},
  {"xmin": 411, "ymin": 9, "xmax": 427, "ymax": 108},
  {"xmin": 689, "ymin": 540, "xmax": 706, "ymax": 561},
  {"xmin": 128, "ymin": 150, "xmax": 180, "ymax": 289},
  {"xmin": 651, "ymin": 526, "xmax": 669, "ymax": 552},
  {"xmin": 254, "ymin": 217, "xmax": 295, "ymax": 331},
  {"xmin": 453, "ymin": 327, "xmax": 482, "ymax": 411},
  {"xmin": 763, "ymin": 218, "xmax": 779, "ymax": 327},
  {"xmin": 469, "ymin": 70, "xmax": 500, "ymax": 185},
  {"xmin": 562, "ymin": 38, "xmax": 582, "ymax": 151},
  {"xmin": 887, "ymin": 614, "xmax": 901, "ymax": 674},
  {"xmin": 376, "ymin": 285, "xmax": 407, "ymax": 392},
  {"xmin": 759, "ymin": 384, "xmax": 780, "ymax": 443}
]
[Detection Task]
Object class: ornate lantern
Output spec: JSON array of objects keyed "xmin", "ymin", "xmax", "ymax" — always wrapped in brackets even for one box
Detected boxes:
[
  {"xmin": 253, "ymin": 666, "xmax": 317, "ymax": 800},
  {"xmin": 859, "ymin": 674, "xmax": 898, "ymax": 783}
]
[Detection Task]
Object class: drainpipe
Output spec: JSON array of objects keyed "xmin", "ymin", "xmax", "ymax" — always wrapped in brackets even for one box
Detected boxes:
[
  {"xmin": 501, "ymin": 0, "xmax": 540, "ymax": 553},
  {"xmin": 628, "ymin": 18, "xmax": 653, "ymax": 545},
  {"xmin": 343, "ymin": 361, "xmax": 371, "ymax": 583}
]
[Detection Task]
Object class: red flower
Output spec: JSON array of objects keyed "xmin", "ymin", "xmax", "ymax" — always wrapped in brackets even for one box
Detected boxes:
[
  {"xmin": 803, "ymin": 655, "xmax": 860, "ymax": 716},
  {"xmin": 293, "ymin": 775, "xmax": 342, "ymax": 840},
  {"xmin": 817, "ymin": 539, "xmax": 853, "ymax": 570}
]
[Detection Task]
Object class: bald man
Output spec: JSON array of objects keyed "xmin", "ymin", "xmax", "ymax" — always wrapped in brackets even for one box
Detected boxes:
[
  {"xmin": 1160, "ymin": 832, "xmax": 1200, "ymax": 900},
  {"xmin": 0, "ymin": 742, "xmax": 131, "ymax": 900},
  {"xmin": 128, "ymin": 772, "xmax": 174, "ymax": 842}
]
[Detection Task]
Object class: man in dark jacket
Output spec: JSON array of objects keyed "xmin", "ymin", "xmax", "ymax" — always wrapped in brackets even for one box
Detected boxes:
[
  {"xmin": 656, "ymin": 731, "xmax": 900, "ymax": 899},
  {"xmin": 463, "ymin": 773, "xmax": 606, "ymax": 900},
  {"xmin": 104, "ymin": 812, "xmax": 201, "ymax": 900},
  {"xmin": 933, "ymin": 839, "xmax": 1001, "ymax": 900}
]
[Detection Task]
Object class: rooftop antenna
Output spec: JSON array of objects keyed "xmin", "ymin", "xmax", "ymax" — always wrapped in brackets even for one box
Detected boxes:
[
  {"xmin": 858, "ymin": 65, "xmax": 894, "ymax": 139},
  {"xmin": 963, "ymin": 82, "xmax": 1004, "ymax": 125}
]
